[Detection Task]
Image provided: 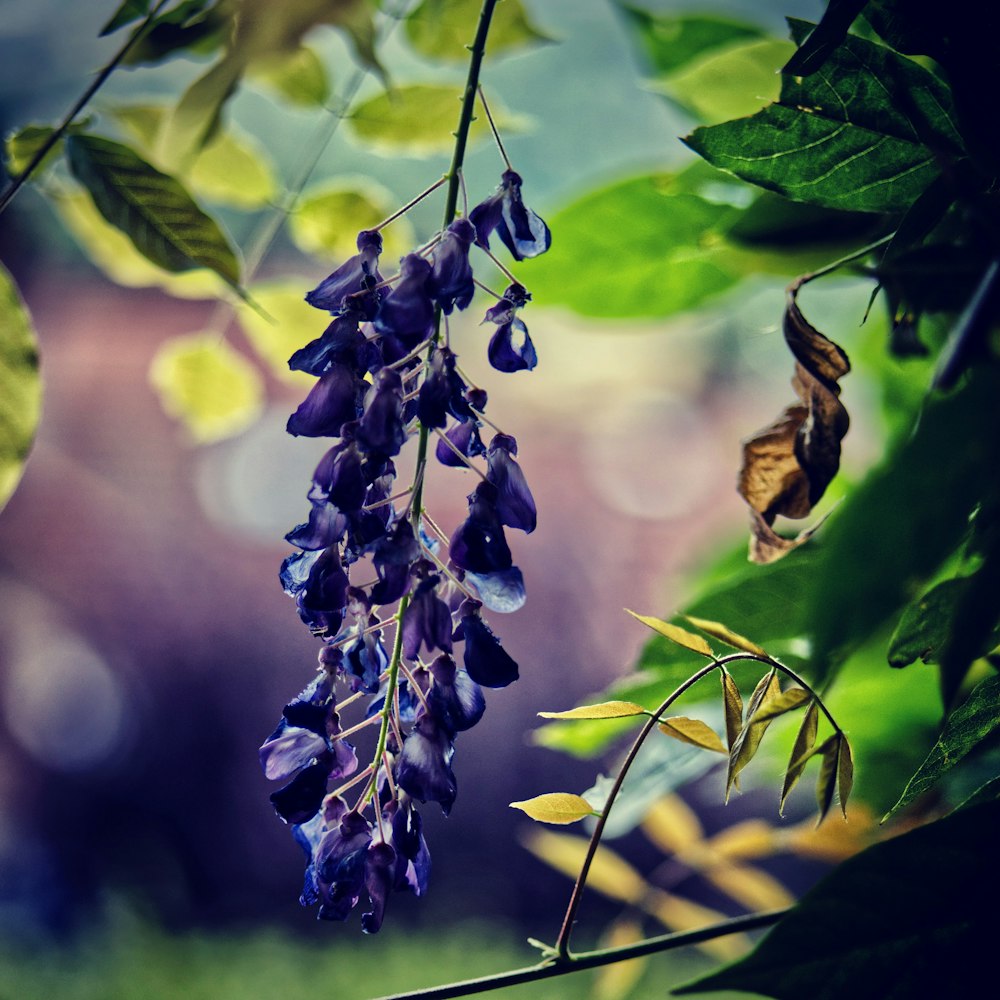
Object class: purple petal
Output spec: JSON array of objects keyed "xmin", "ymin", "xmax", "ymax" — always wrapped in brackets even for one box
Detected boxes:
[
  {"xmin": 464, "ymin": 566, "xmax": 527, "ymax": 613},
  {"xmin": 486, "ymin": 434, "xmax": 536, "ymax": 532},
  {"xmin": 461, "ymin": 611, "xmax": 519, "ymax": 688},
  {"xmin": 488, "ymin": 318, "xmax": 537, "ymax": 373},
  {"xmin": 287, "ymin": 364, "xmax": 363, "ymax": 438},
  {"xmin": 396, "ymin": 716, "xmax": 457, "ymax": 815},
  {"xmin": 259, "ymin": 725, "xmax": 328, "ymax": 782},
  {"xmin": 361, "ymin": 842, "xmax": 396, "ymax": 934}
]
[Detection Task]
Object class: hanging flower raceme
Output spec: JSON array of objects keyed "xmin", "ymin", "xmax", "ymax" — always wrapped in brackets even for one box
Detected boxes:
[{"xmin": 262, "ymin": 120, "xmax": 551, "ymax": 929}]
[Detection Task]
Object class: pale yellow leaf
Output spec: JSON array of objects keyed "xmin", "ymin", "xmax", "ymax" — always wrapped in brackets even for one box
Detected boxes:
[
  {"xmin": 780, "ymin": 700, "xmax": 819, "ymax": 813},
  {"xmin": 685, "ymin": 615, "xmax": 767, "ymax": 656},
  {"xmin": 538, "ymin": 700, "xmax": 647, "ymax": 721},
  {"xmin": 641, "ymin": 794, "xmax": 704, "ymax": 855},
  {"xmin": 625, "ymin": 609, "xmax": 715, "ymax": 657},
  {"xmin": 521, "ymin": 829, "xmax": 647, "ymax": 904},
  {"xmin": 747, "ymin": 686, "xmax": 810, "ymax": 725},
  {"xmin": 509, "ymin": 792, "xmax": 595, "ymax": 825},
  {"xmin": 707, "ymin": 819, "xmax": 780, "ymax": 860},
  {"xmin": 592, "ymin": 919, "xmax": 648, "ymax": 1000},
  {"xmin": 643, "ymin": 889, "xmax": 748, "ymax": 960},
  {"xmin": 659, "ymin": 717, "xmax": 727, "ymax": 754},
  {"xmin": 701, "ymin": 859, "xmax": 795, "ymax": 912},
  {"xmin": 149, "ymin": 333, "xmax": 263, "ymax": 442}
]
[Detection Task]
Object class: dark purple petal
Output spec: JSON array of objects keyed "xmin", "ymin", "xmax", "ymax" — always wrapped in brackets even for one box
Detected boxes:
[
  {"xmin": 341, "ymin": 623, "xmax": 389, "ymax": 694},
  {"xmin": 287, "ymin": 364, "xmax": 363, "ymax": 438},
  {"xmin": 488, "ymin": 318, "xmax": 537, "ymax": 373},
  {"xmin": 373, "ymin": 254, "xmax": 435, "ymax": 345},
  {"xmin": 435, "ymin": 419, "xmax": 485, "ymax": 467},
  {"xmin": 356, "ymin": 369, "xmax": 408, "ymax": 457},
  {"xmin": 311, "ymin": 437, "xmax": 367, "ymax": 513},
  {"xmin": 469, "ymin": 189, "xmax": 504, "ymax": 249},
  {"xmin": 449, "ymin": 482, "xmax": 512, "ymax": 574},
  {"xmin": 361, "ymin": 842, "xmax": 396, "ymax": 934},
  {"xmin": 285, "ymin": 502, "xmax": 347, "ymax": 550},
  {"xmin": 497, "ymin": 171, "xmax": 551, "ymax": 261},
  {"xmin": 391, "ymin": 800, "xmax": 423, "ymax": 861},
  {"xmin": 371, "ymin": 520, "xmax": 420, "ymax": 605},
  {"xmin": 486, "ymin": 433, "xmax": 536, "ymax": 532},
  {"xmin": 289, "ymin": 312, "xmax": 366, "ymax": 376},
  {"xmin": 270, "ymin": 760, "xmax": 330, "ymax": 824},
  {"xmin": 280, "ymin": 549, "xmax": 321, "ymax": 596},
  {"xmin": 429, "ymin": 219, "xmax": 476, "ymax": 314},
  {"xmin": 396, "ymin": 716, "xmax": 457, "ymax": 815},
  {"xmin": 482, "ymin": 283, "xmax": 530, "ymax": 325},
  {"xmin": 306, "ymin": 230, "xmax": 384, "ymax": 312},
  {"xmin": 428, "ymin": 653, "xmax": 486, "ymax": 734},
  {"xmin": 417, "ymin": 347, "xmax": 454, "ymax": 429},
  {"xmin": 402, "ymin": 576, "xmax": 454, "ymax": 659},
  {"xmin": 297, "ymin": 547, "xmax": 349, "ymax": 636},
  {"xmin": 460, "ymin": 610, "xmax": 519, "ymax": 688},
  {"xmin": 259, "ymin": 726, "xmax": 327, "ymax": 782}
]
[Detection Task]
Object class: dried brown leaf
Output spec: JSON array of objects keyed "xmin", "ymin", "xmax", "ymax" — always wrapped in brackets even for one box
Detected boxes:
[
  {"xmin": 780, "ymin": 699, "xmax": 819, "ymax": 813},
  {"xmin": 739, "ymin": 290, "xmax": 850, "ymax": 564},
  {"xmin": 660, "ymin": 716, "xmax": 728, "ymax": 754}
]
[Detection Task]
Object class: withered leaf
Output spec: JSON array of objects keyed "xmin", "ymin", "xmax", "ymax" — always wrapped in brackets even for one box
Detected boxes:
[
  {"xmin": 721, "ymin": 668, "xmax": 744, "ymax": 750},
  {"xmin": 739, "ymin": 290, "xmax": 850, "ymax": 564},
  {"xmin": 659, "ymin": 717, "xmax": 728, "ymax": 754},
  {"xmin": 625, "ymin": 610, "xmax": 716, "ymax": 658},
  {"xmin": 726, "ymin": 669, "xmax": 782, "ymax": 799},
  {"xmin": 747, "ymin": 686, "xmax": 810, "ymax": 725},
  {"xmin": 780, "ymin": 699, "xmax": 819, "ymax": 813},
  {"xmin": 538, "ymin": 700, "xmax": 647, "ymax": 721},
  {"xmin": 837, "ymin": 735, "xmax": 854, "ymax": 818},
  {"xmin": 815, "ymin": 733, "xmax": 843, "ymax": 824}
]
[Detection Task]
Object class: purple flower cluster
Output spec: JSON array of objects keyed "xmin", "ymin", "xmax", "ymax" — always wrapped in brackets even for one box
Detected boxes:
[{"xmin": 260, "ymin": 173, "xmax": 549, "ymax": 929}]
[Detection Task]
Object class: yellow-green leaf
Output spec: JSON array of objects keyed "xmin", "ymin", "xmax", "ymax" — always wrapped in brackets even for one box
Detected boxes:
[
  {"xmin": 4, "ymin": 124, "xmax": 60, "ymax": 177},
  {"xmin": 149, "ymin": 333, "xmax": 263, "ymax": 442},
  {"xmin": 659, "ymin": 717, "xmax": 727, "ymax": 754},
  {"xmin": 249, "ymin": 44, "xmax": 330, "ymax": 106},
  {"xmin": 685, "ymin": 614, "xmax": 767, "ymax": 656},
  {"xmin": 780, "ymin": 699, "xmax": 819, "ymax": 813},
  {"xmin": 726, "ymin": 669, "xmax": 781, "ymax": 799},
  {"xmin": 509, "ymin": 792, "xmax": 595, "ymax": 825},
  {"xmin": 237, "ymin": 282, "xmax": 317, "ymax": 386},
  {"xmin": 66, "ymin": 134, "xmax": 241, "ymax": 286},
  {"xmin": 641, "ymin": 794, "xmax": 705, "ymax": 855},
  {"xmin": 522, "ymin": 829, "xmax": 647, "ymax": 903},
  {"xmin": 815, "ymin": 733, "xmax": 842, "ymax": 824},
  {"xmin": 838, "ymin": 735, "xmax": 854, "ymax": 819},
  {"xmin": 720, "ymin": 668, "xmax": 743, "ymax": 750},
  {"xmin": 747, "ymin": 686, "xmax": 810, "ymax": 725},
  {"xmin": 289, "ymin": 179, "xmax": 414, "ymax": 263},
  {"xmin": 404, "ymin": 0, "xmax": 551, "ymax": 61},
  {"xmin": 0, "ymin": 264, "xmax": 42, "ymax": 511},
  {"xmin": 348, "ymin": 84, "xmax": 526, "ymax": 156},
  {"xmin": 625, "ymin": 609, "xmax": 715, "ymax": 658},
  {"xmin": 538, "ymin": 700, "xmax": 647, "ymax": 721},
  {"xmin": 53, "ymin": 192, "xmax": 224, "ymax": 299}
]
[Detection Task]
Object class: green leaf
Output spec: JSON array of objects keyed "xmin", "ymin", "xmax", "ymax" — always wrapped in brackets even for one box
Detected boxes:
[
  {"xmin": 782, "ymin": 0, "xmax": 871, "ymax": 76},
  {"xmin": 120, "ymin": 0, "xmax": 226, "ymax": 67},
  {"xmin": 348, "ymin": 84, "xmax": 525, "ymax": 156},
  {"xmin": 538, "ymin": 701, "xmax": 647, "ymax": 721},
  {"xmin": 780, "ymin": 700, "xmax": 819, "ymax": 812},
  {"xmin": 665, "ymin": 39, "xmax": 793, "ymax": 125},
  {"xmin": 747, "ymin": 687, "xmax": 810, "ymax": 725},
  {"xmin": 626, "ymin": 610, "xmax": 715, "ymax": 658},
  {"xmin": 684, "ymin": 22, "xmax": 966, "ymax": 213},
  {"xmin": 726, "ymin": 669, "xmax": 781, "ymax": 798},
  {"xmin": 721, "ymin": 669, "xmax": 744, "ymax": 750},
  {"xmin": 66, "ymin": 134, "xmax": 241, "ymax": 286},
  {"xmin": 617, "ymin": 6, "xmax": 764, "ymax": 77},
  {"xmin": 100, "ymin": 0, "xmax": 152, "ymax": 36},
  {"xmin": 525, "ymin": 172, "xmax": 740, "ymax": 318},
  {"xmin": 405, "ymin": 0, "xmax": 551, "ymax": 61},
  {"xmin": 676, "ymin": 799, "xmax": 1000, "ymax": 999},
  {"xmin": 5, "ymin": 125, "xmax": 60, "ymax": 177},
  {"xmin": 885, "ymin": 675, "xmax": 1000, "ymax": 820},
  {"xmin": 808, "ymin": 367, "xmax": 1000, "ymax": 680},
  {"xmin": 52, "ymin": 192, "xmax": 225, "ymax": 298},
  {"xmin": 0, "ymin": 263, "xmax": 42, "ymax": 512},
  {"xmin": 248, "ymin": 45, "xmax": 330, "ymax": 106},
  {"xmin": 509, "ymin": 793, "xmax": 595, "ymax": 825},
  {"xmin": 290, "ymin": 180, "xmax": 414, "ymax": 262},
  {"xmin": 659, "ymin": 717, "xmax": 727, "ymax": 754},
  {"xmin": 149, "ymin": 333, "xmax": 263, "ymax": 442}
]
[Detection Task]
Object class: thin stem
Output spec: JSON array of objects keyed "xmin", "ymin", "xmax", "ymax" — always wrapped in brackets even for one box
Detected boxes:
[
  {"xmin": 477, "ymin": 242, "xmax": 519, "ymax": 285},
  {"xmin": 433, "ymin": 427, "xmax": 489, "ymax": 479},
  {"xmin": 555, "ymin": 659, "xmax": 722, "ymax": 958},
  {"xmin": 0, "ymin": 0, "xmax": 173, "ymax": 216},
  {"xmin": 477, "ymin": 84, "xmax": 512, "ymax": 170},
  {"xmin": 372, "ymin": 909, "xmax": 787, "ymax": 1000},
  {"xmin": 374, "ymin": 175, "xmax": 449, "ymax": 231},
  {"xmin": 789, "ymin": 234, "xmax": 894, "ymax": 292},
  {"xmin": 473, "ymin": 276, "xmax": 505, "ymax": 299}
]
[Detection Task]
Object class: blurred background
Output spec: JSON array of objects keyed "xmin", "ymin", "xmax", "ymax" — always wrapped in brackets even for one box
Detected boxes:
[{"xmin": 0, "ymin": 1, "xmax": 886, "ymax": 997}]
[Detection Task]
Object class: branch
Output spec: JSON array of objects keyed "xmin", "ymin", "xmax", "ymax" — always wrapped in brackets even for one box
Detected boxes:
[{"xmin": 372, "ymin": 910, "xmax": 787, "ymax": 1000}]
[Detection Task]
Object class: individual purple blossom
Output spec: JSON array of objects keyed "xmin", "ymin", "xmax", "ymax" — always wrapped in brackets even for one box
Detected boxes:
[
  {"xmin": 309, "ymin": 428, "xmax": 367, "ymax": 512},
  {"xmin": 488, "ymin": 318, "xmax": 537, "ymax": 373},
  {"xmin": 486, "ymin": 433, "xmax": 536, "ymax": 532},
  {"xmin": 371, "ymin": 520, "xmax": 420, "ymax": 606},
  {"xmin": 427, "ymin": 653, "xmax": 486, "ymax": 734},
  {"xmin": 285, "ymin": 502, "xmax": 346, "ymax": 551},
  {"xmin": 373, "ymin": 254, "xmax": 435, "ymax": 346},
  {"xmin": 401, "ymin": 570, "xmax": 453, "ymax": 660},
  {"xmin": 314, "ymin": 809, "xmax": 373, "ymax": 921},
  {"xmin": 470, "ymin": 170, "xmax": 551, "ymax": 261},
  {"xmin": 356, "ymin": 369, "xmax": 408, "ymax": 457},
  {"xmin": 429, "ymin": 218, "xmax": 476, "ymax": 314},
  {"xmin": 361, "ymin": 841, "xmax": 397, "ymax": 933},
  {"xmin": 289, "ymin": 304, "xmax": 371, "ymax": 377},
  {"xmin": 296, "ymin": 546, "xmax": 350, "ymax": 637},
  {"xmin": 418, "ymin": 347, "xmax": 473, "ymax": 428},
  {"xmin": 449, "ymin": 481, "xmax": 512, "ymax": 574},
  {"xmin": 464, "ymin": 565, "xmax": 527, "ymax": 613},
  {"xmin": 482, "ymin": 283, "xmax": 530, "ymax": 324},
  {"xmin": 287, "ymin": 364, "xmax": 364, "ymax": 438},
  {"xmin": 306, "ymin": 230, "xmax": 384, "ymax": 313},
  {"xmin": 458, "ymin": 599, "xmax": 519, "ymax": 688},
  {"xmin": 396, "ymin": 715, "xmax": 457, "ymax": 815},
  {"xmin": 435, "ymin": 419, "xmax": 486, "ymax": 467}
]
